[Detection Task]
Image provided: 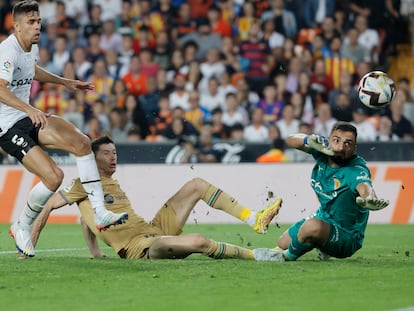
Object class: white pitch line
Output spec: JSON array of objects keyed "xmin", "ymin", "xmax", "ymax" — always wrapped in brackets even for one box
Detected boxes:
[{"xmin": 0, "ymin": 247, "xmax": 110, "ymax": 255}]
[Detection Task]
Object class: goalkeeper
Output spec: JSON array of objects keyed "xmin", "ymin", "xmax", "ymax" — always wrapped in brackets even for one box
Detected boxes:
[
  {"xmin": 31, "ymin": 136, "xmax": 282, "ymax": 260},
  {"xmin": 254, "ymin": 121, "xmax": 389, "ymax": 262}
]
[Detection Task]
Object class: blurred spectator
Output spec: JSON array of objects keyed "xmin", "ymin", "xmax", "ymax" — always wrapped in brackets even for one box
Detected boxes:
[
  {"xmin": 207, "ymin": 4, "xmax": 232, "ymax": 38},
  {"xmin": 83, "ymin": 4, "xmax": 103, "ymax": 39},
  {"xmin": 201, "ymin": 77, "xmax": 225, "ymax": 111},
  {"xmin": 122, "ymin": 54, "xmax": 148, "ymax": 97},
  {"xmin": 133, "ymin": 0, "xmax": 166, "ymax": 42},
  {"xmin": 169, "ymin": 72, "xmax": 190, "ymax": 110},
  {"xmin": 320, "ymin": 15, "xmax": 341, "ymax": 47},
  {"xmin": 229, "ymin": 123, "xmax": 245, "ymax": 141},
  {"xmin": 65, "ymin": 22, "xmax": 88, "ymax": 53},
  {"xmin": 297, "ymin": 72, "xmax": 316, "ymax": 124},
  {"xmin": 238, "ymin": 23, "xmax": 272, "ymax": 94},
  {"xmin": 153, "ymin": 30, "xmax": 173, "ymax": 70},
  {"xmin": 276, "ymin": 103, "xmax": 300, "ymax": 139},
  {"xmin": 220, "ymin": 36, "xmax": 240, "ymax": 74},
  {"xmin": 210, "ymin": 107, "xmax": 229, "ymax": 140},
  {"xmin": 260, "ymin": 18, "xmax": 285, "ymax": 50},
  {"xmin": 72, "ymin": 46, "xmax": 92, "ymax": 81},
  {"xmin": 38, "ymin": 47, "xmax": 59, "ymax": 76},
  {"xmin": 222, "ymin": 92, "xmax": 249, "ymax": 127},
  {"xmin": 52, "ymin": 35, "xmax": 70, "ymax": 75},
  {"xmin": 234, "ymin": 1, "xmax": 258, "ymax": 41},
  {"xmin": 324, "ymin": 36, "xmax": 355, "ymax": 89},
  {"xmin": 285, "ymin": 56, "xmax": 303, "ymax": 93},
  {"xmin": 109, "ymin": 107, "xmax": 134, "ymax": 143},
  {"xmin": 152, "ymin": 95, "xmax": 173, "ymax": 136},
  {"xmin": 384, "ymin": 90, "xmax": 413, "ymax": 140},
  {"xmin": 162, "ymin": 115, "xmax": 199, "ymax": 141},
  {"xmin": 139, "ymin": 48, "xmax": 161, "ymax": 78},
  {"xmin": 166, "ymin": 49, "xmax": 189, "ymax": 83},
  {"xmin": 39, "ymin": 22, "xmax": 59, "ymax": 53},
  {"xmin": 188, "ymin": 0, "xmax": 213, "ymax": 19},
  {"xmin": 261, "ymin": 0, "xmax": 297, "ymax": 39},
  {"xmin": 185, "ymin": 91, "xmax": 211, "ymax": 132},
  {"xmin": 376, "ymin": 115, "xmax": 400, "ymax": 141},
  {"xmin": 114, "ymin": 0, "xmax": 134, "ymax": 31},
  {"xmin": 34, "ymin": 83, "xmax": 68, "ymax": 116},
  {"xmin": 328, "ymin": 70, "xmax": 360, "ymax": 115},
  {"xmin": 118, "ymin": 30, "xmax": 135, "ymax": 69},
  {"xmin": 38, "ymin": 0, "xmax": 56, "ymax": 26},
  {"xmin": 155, "ymin": 0, "xmax": 178, "ymax": 27},
  {"xmin": 354, "ymin": 14, "xmax": 380, "ymax": 64},
  {"xmin": 198, "ymin": 48, "xmax": 226, "ymax": 95},
  {"xmin": 62, "ymin": 96, "xmax": 85, "ymax": 131},
  {"xmin": 309, "ymin": 58, "xmax": 334, "ymax": 102},
  {"xmin": 91, "ymin": 99, "xmax": 111, "ymax": 133},
  {"xmin": 303, "ymin": 0, "xmax": 336, "ymax": 28},
  {"xmin": 181, "ymin": 124, "xmax": 221, "ymax": 163},
  {"xmin": 138, "ymin": 77, "xmax": 161, "ymax": 122},
  {"xmin": 133, "ymin": 24, "xmax": 156, "ymax": 54},
  {"xmin": 105, "ymin": 49, "xmax": 127, "ymax": 80},
  {"xmin": 55, "ymin": 0, "xmax": 75, "ymax": 36},
  {"xmin": 268, "ymin": 123, "xmax": 282, "ymax": 142},
  {"xmin": 62, "ymin": 0, "xmax": 88, "ymax": 27},
  {"xmin": 313, "ymin": 103, "xmax": 337, "ymax": 137},
  {"xmin": 108, "ymin": 78, "xmax": 129, "ymax": 109},
  {"xmin": 256, "ymin": 83, "xmax": 284, "ymax": 123},
  {"xmin": 331, "ymin": 91, "xmax": 354, "ymax": 122},
  {"xmin": 126, "ymin": 126, "xmax": 142, "ymax": 142},
  {"xmin": 86, "ymin": 59, "xmax": 114, "ymax": 103},
  {"xmin": 341, "ymin": 27, "xmax": 370, "ymax": 66},
  {"xmin": 243, "ymin": 107, "xmax": 269, "ymax": 142},
  {"xmin": 93, "ymin": 0, "xmax": 122, "ymax": 22},
  {"xmin": 234, "ymin": 74, "xmax": 260, "ymax": 113},
  {"xmin": 179, "ymin": 17, "xmax": 222, "ymax": 61},
  {"xmin": 86, "ymin": 32, "xmax": 105, "ymax": 63},
  {"xmin": 182, "ymin": 41, "xmax": 198, "ymax": 65},
  {"xmin": 256, "ymin": 137, "xmax": 290, "ymax": 163},
  {"xmin": 348, "ymin": 0, "xmax": 387, "ymax": 30},
  {"xmin": 171, "ymin": 2, "xmax": 197, "ymax": 41},
  {"xmin": 99, "ymin": 20, "xmax": 123, "ymax": 53},
  {"xmin": 85, "ymin": 116, "xmax": 103, "ymax": 140},
  {"xmin": 218, "ymin": 71, "xmax": 237, "ymax": 97},
  {"xmin": 350, "ymin": 107, "xmax": 377, "ymax": 141}
]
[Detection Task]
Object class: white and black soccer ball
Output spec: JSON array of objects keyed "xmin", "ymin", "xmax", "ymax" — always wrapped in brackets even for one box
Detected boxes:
[{"xmin": 358, "ymin": 71, "xmax": 396, "ymax": 109}]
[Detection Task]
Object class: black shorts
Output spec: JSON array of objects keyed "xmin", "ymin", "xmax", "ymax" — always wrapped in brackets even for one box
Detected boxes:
[{"xmin": 0, "ymin": 117, "xmax": 40, "ymax": 162}]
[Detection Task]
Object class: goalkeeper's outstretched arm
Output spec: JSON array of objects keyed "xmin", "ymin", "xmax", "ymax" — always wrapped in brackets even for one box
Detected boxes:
[
  {"xmin": 356, "ymin": 182, "xmax": 389, "ymax": 211},
  {"xmin": 286, "ymin": 133, "xmax": 334, "ymax": 156}
]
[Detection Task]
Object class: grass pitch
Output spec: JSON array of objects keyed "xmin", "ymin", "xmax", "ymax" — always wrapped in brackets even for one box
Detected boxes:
[{"xmin": 0, "ymin": 223, "xmax": 412, "ymax": 311}]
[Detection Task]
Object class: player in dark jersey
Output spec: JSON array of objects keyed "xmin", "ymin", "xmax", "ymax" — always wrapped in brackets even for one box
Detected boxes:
[{"xmin": 254, "ymin": 121, "xmax": 389, "ymax": 261}]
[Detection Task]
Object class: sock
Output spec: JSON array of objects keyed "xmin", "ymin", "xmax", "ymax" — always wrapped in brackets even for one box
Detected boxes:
[
  {"xmin": 202, "ymin": 184, "xmax": 255, "ymax": 224},
  {"xmin": 75, "ymin": 153, "xmax": 106, "ymax": 216},
  {"xmin": 205, "ymin": 240, "xmax": 254, "ymax": 260},
  {"xmin": 285, "ymin": 233, "xmax": 313, "ymax": 260},
  {"xmin": 19, "ymin": 182, "xmax": 54, "ymax": 227}
]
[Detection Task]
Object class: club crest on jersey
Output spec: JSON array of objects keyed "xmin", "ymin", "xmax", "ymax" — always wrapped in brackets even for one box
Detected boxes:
[
  {"xmin": 333, "ymin": 177, "xmax": 341, "ymax": 190},
  {"xmin": 2, "ymin": 60, "xmax": 12, "ymax": 72}
]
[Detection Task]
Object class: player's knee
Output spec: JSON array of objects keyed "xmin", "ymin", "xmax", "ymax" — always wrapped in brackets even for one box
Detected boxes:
[
  {"xmin": 67, "ymin": 133, "xmax": 92, "ymax": 156},
  {"xmin": 188, "ymin": 178, "xmax": 209, "ymax": 195},
  {"xmin": 44, "ymin": 167, "xmax": 64, "ymax": 191},
  {"xmin": 190, "ymin": 234, "xmax": 210, "ymax": 251},
  {"xmin": 298, "ymin": 219, "xmax": 328, "ymax": 244},
  {"xmin": 277, "ymin": 231, "xmax": 290, "ymax": 249}
]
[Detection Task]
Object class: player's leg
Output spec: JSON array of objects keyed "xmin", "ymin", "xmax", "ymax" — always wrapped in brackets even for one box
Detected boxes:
[
  {"xmin": 148, "ymin": 234, "xmax": 254, "ymax": 260},
  {"xmin": 167, "ymin": 177, "xmax": 282, "ymax": 233},
  {"xmin": 38, "ymin": 115, "xmax": 128, "ymax": 230}
]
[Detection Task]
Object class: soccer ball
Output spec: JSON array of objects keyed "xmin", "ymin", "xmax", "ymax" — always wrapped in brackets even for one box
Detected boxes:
[{"xmin": 358, "ymin": 71, "xmax": 396, "ymax": 109}]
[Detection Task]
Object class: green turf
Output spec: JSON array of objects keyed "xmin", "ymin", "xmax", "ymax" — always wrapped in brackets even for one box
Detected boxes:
[{"xmin": 0, "ymin": 223, "xmax": 413, "ymax": 311}]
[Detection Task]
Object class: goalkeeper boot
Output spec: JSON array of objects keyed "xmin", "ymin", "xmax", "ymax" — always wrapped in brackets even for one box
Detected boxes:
[
  {"xmin": 253, "ymin": 248, "xmax": 286, "ymax": 262},
  {"xmin": 252, "ymin": 198, "xmax": 283, "ymax": 234},
  {"xmin": 95, "ymin": 210, "xmax": 129, "ymax": 231},
  {"xmin": 9, "ymin": 221, "xmax": 35, "ymax": 258}
]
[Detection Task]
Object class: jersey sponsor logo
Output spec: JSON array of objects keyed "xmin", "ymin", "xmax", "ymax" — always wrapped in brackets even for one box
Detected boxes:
[
  {"xmin": 11, "ymin": 134, "xmax": 28, "ymax": 148},
  {"xmin": 10, "ymin": 78, "xmax": 33, "ymax": 87},
  {"xmin": 63, "ymin": 180, "xmax": 76, "ymax": 193},
  {"xmin": 2, "ymin": 60, "xmax": 12, "ymax": 72},
  {"xmin": 104, "ymin": 194, "xmax": 114, "ymax": 204}
]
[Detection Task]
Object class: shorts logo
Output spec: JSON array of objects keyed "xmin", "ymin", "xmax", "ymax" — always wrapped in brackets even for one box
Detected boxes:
[
  {"xmin": 2, "ymin": 60, "xmax": 11, "ymax": 72},
  {"xmin": 104, "ymin": 194, "xmax": 114, "ymax": 204},
  {"xmin": 11, "ymin": 134, "xmax": 28, "ymax": 148}
]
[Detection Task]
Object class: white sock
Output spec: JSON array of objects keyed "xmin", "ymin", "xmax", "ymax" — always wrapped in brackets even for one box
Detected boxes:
[
  {"xmin": 19, "ymin": 182, "xmax": 54, "ymax": 227},
  {"xmin": 75, "ymin": 153, "xmax": 107, "ymax": 216},
  {"xmin": 245, "ymin": 211, "xmax": 256, "ymax": 227}
]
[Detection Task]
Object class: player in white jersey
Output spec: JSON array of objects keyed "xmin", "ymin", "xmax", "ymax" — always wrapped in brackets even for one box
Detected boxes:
[{"xmin": 1, "ymin": 1, "xmax": 128, "ymax": 258}]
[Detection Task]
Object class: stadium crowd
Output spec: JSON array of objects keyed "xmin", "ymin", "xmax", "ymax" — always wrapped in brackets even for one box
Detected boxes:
[{"xmin": 0, "ymin": 0, "xmax": 413, "ymax": 164}]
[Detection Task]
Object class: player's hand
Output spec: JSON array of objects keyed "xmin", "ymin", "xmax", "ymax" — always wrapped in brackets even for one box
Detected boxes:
[
  {"xmin": 65, "ymin": 79, "xmax": 95, "ymax": 92},
  {"xmin": 27, "ymin": 106, "xmax": 51, "ymax": 129},
  {"xmin": 305, "ymin": 134, "xmax": 334, "ymax": 156},
  {"xmin": 356, "ymin": 196, "xmax": 389, "ymax": 211}
]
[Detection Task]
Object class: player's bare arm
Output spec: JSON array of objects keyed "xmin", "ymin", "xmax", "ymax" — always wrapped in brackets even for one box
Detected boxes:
[
  {"xmin": 31, "ymin": 192, "xmax": 67, "ymax": 246},
  {"xmin": 80, "ymin": 218, "xmax": 106, "ymax": 258},
  {"xmin": 34, "ymin": 65, "xmax": 95, "ymax": 92},
  {"xmin": 0, "ymin": 78, "xmax": 49, "ymax": 128},
  {"xmin": 356, "ymin": 182, "xmax": 389, "ymax": 211}
]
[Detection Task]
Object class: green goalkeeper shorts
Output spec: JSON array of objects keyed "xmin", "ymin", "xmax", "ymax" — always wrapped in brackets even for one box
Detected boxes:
[{"xmin": 288, "ymin": 216, "xmax": 363, "ymax": 258}]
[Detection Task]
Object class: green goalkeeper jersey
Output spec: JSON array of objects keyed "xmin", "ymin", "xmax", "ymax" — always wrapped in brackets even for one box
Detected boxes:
[{"xmin": 310, "ymin": 151, "xmax": 371, "ymax": 240}]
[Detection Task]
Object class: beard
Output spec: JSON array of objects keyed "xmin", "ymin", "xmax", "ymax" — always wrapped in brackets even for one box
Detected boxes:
[{"xmin": 331, "ymin": 154, "xmax": 356, "ymax": 166}]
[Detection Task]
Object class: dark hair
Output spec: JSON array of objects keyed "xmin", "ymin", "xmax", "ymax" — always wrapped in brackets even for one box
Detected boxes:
[
  {"xmin": 12, "ymin": 1, "xmax": 39, "ymax": 19},
  {"xmin": 91, "ymin": 136, "xmax": 114, "ymax": 154},
  {"xmin": 330, "ymin": 121, "xmax": 358, "ymax": 140}
]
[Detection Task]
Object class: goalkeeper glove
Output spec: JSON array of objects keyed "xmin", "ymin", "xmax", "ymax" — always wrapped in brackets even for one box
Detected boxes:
[
  {"xmin": 304, "ymin": 134, "xmax": 334, "ymax": 156},
  {"xmin": 356, "ymin": 196, "xmax": 389, "ymax": 211}
]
